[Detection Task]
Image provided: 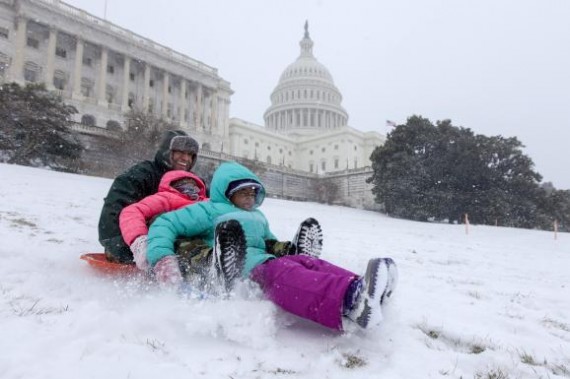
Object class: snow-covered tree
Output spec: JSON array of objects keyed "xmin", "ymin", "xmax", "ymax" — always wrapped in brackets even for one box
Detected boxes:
[
  {"xmin": 0, "ymin": 82, "xmax": 83, "ymax": 172},
  {"xmin": 367, "ymin": 115, "xmax": 554, "ymax": 229}
]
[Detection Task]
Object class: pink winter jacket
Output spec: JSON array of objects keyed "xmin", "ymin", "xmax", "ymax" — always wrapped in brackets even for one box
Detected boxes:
[{"xmin": 119, "ymin": 170, "xmax": 208, "ymax": 246}]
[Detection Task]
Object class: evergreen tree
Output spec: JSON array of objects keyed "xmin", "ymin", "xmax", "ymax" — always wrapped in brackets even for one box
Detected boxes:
[
  {"xmin": 368, "ymin": 115, "xmax": 546, "ymax": 228},
  {"xmin": 0, "ymin": 82, "xmax": 83, "ymax": 172},
  {"xmin": 536, "ymin": 187, "xmax": 570, "ymax": 232}
]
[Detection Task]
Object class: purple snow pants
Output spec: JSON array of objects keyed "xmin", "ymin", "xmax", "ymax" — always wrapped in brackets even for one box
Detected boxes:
[{"xmin": 250, "ymin": 255, "xmax": 357, "ymax": 330}]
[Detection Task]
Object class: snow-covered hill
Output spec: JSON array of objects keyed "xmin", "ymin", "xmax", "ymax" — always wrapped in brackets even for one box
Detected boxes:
[{"xmin": 0, "ymin": 163, "xmax": 568, "ymax": 378}]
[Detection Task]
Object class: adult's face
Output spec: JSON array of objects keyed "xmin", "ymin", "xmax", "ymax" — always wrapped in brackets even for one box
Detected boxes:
[{"xmin": 170, "ymin": 150, "xmax": 193, "ymax": 171}]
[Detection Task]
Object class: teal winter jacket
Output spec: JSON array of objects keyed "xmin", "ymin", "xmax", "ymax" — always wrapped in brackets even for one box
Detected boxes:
[{"xmin": 147, "ymin": 161, "xmax": 277, "ymax": 276}]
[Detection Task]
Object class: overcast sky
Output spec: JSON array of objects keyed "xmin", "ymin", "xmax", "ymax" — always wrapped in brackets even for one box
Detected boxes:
[{"xmin": 63, "ymin": 0, "xmax": 570, "ymax": 189}]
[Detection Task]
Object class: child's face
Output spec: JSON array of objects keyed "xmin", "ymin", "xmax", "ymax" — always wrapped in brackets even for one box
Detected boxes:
[
  {"xmin": 172, "ymin": 178, "xmax": 200, "ymax": 200},
  {"xmin": 230, "ymin": 187, "xmax": 258, "ymax": 210}
]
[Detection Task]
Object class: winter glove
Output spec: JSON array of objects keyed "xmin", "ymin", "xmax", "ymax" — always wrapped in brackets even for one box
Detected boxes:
[
  {"xmin": 130, "ymin": 235, "xmax": 150, "ymax": 271},
  {"xmin": 265, "ymin": 239, "xmax": 296, "ymax": 257},
  {"xmin": 153, "ymin": 255, "xmax": 183, "ymax": 287}
]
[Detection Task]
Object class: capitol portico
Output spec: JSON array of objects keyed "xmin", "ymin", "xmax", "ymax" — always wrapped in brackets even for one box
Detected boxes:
[{"xmin": 0, "ymin": 0, "xmax": 232, "ymax": 150}]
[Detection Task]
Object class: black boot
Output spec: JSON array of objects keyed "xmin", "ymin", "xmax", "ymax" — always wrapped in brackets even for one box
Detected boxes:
[
  {"xmin": 292, "ymin": 217, "xmax": 323, "ymax": 257},
  {"xmin": 213, "ymin": 219, "xmax": 247, "ymax": 291}
]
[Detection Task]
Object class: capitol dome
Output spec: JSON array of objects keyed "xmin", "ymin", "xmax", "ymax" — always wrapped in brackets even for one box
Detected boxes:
[{"xmin": 264, "ymin": 22, "xmax": 348, "ymax": 135}]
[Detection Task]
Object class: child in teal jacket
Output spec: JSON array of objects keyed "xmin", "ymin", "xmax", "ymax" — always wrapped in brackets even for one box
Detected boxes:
[{"xmin": 147, "ymin": 161, "xmax": 396, "ymax": 330}]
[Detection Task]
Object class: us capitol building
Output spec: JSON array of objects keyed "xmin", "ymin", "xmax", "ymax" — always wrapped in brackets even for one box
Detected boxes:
[{"xmin": 0, "ymin": 0, "xmax": 385, "ymax": 207}]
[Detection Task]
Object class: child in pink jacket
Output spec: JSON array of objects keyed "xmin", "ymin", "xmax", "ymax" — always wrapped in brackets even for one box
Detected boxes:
[{"xmin": 119, "ymin": 170, "xmax": 208, "ymax": 271}]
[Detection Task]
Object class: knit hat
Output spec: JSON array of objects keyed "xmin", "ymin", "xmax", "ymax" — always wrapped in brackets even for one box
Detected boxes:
[
  {"xmin": 225, "ymin": 179, "xmax": 262, "ymax": 199},
  {"xmin": 155, "ymin": 130, "xmax": 199, "ymax": 171},
  {"xmin": 169, "ymin": 135, "xmax": 199, "ymax": 154}
]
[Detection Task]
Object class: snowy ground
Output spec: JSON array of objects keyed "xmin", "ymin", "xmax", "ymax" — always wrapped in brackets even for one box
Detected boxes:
[{"xmin": 0, "ymin": 163, "xmax": 568, "ymax": 379}]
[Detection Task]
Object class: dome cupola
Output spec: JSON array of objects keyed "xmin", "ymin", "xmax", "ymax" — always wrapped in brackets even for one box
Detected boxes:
[{"xmin": 264, "ymin": 21, "xmax": 348, "ymax": 135}]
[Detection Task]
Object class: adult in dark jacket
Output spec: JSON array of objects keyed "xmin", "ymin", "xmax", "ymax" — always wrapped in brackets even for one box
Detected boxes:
[{"xmin": 98, "ymin": 130, "xmax": 200, "ymax": 263}]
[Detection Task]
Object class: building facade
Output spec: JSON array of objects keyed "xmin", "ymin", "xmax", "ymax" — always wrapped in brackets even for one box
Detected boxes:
[
  {"xmin": 1, "ymin": 0, "xmax": 383, "ymax": 208},
  {"xmin": 0, "ymin": 0, "xmax": 232, "ymax": 149}
]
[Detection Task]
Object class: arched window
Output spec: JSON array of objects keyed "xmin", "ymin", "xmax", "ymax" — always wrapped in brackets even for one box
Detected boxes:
[
  {"xmin": 23, "ymin": 61, "xmax": 40, "ymax": 83},
  {"xmin": 202, "ymin": 142, "xmax": 211, "ymax": 151},
  {"xmin": 52, "ymin": 70, "xmax": 67, "ymax": 90},
  {"xmin": 266, "ymin": 155, "xmax": 272, "ymax": 164}
]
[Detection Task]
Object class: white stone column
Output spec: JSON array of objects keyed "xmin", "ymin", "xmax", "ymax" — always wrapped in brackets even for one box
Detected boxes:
[
  {"xmin": 162, "ymin": 71, "xmax": 169, "ymax": 118},
  {"xmin": 97, "ymin": 47, "xmax": 108, "ymax": 105},
  {"xmin": 223, "ymin": 97, "xmax": 230, "ymax": 139},
  {"xmin": 8, "ymin": 16, "xmax": 27, "ymax": 82},
  {"xmin": 217, "ymin": 96, "xmax": 227, "ymax": 141},
  {"xmin": 121, "ymin": 55, "xmax": 130, "ymax": 111},
  {"xmin": 143, "ymin": 64, "xmax": 150, "ymax": 111},
  {"xmin": 72, "ymin": 38, "xmax": 84, "ymax": 99},
  {"xmin": 179, "ymin": 80, "xmax": 187, "ymax": 126},
  {"xmin": 216, "ymin": 95, "xmax": 223, "ymax": 136},
  {"xmin": 211, "ymin": 91, "xmax": 218, "ymax": 132},
  {"xmin": 187, "ymin": 82, "xmax": 195, "ymax": 128},
  {"xmin": 45, "ymin": 27, "xmax": 57, "ymax": 90},
  {"xmin": 202, "ymin": 91, "xmax": 210, "ymax": 130},
  {"xmin": 195, "ymin": 84, "xmax": 203, "ymax": 128}
]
